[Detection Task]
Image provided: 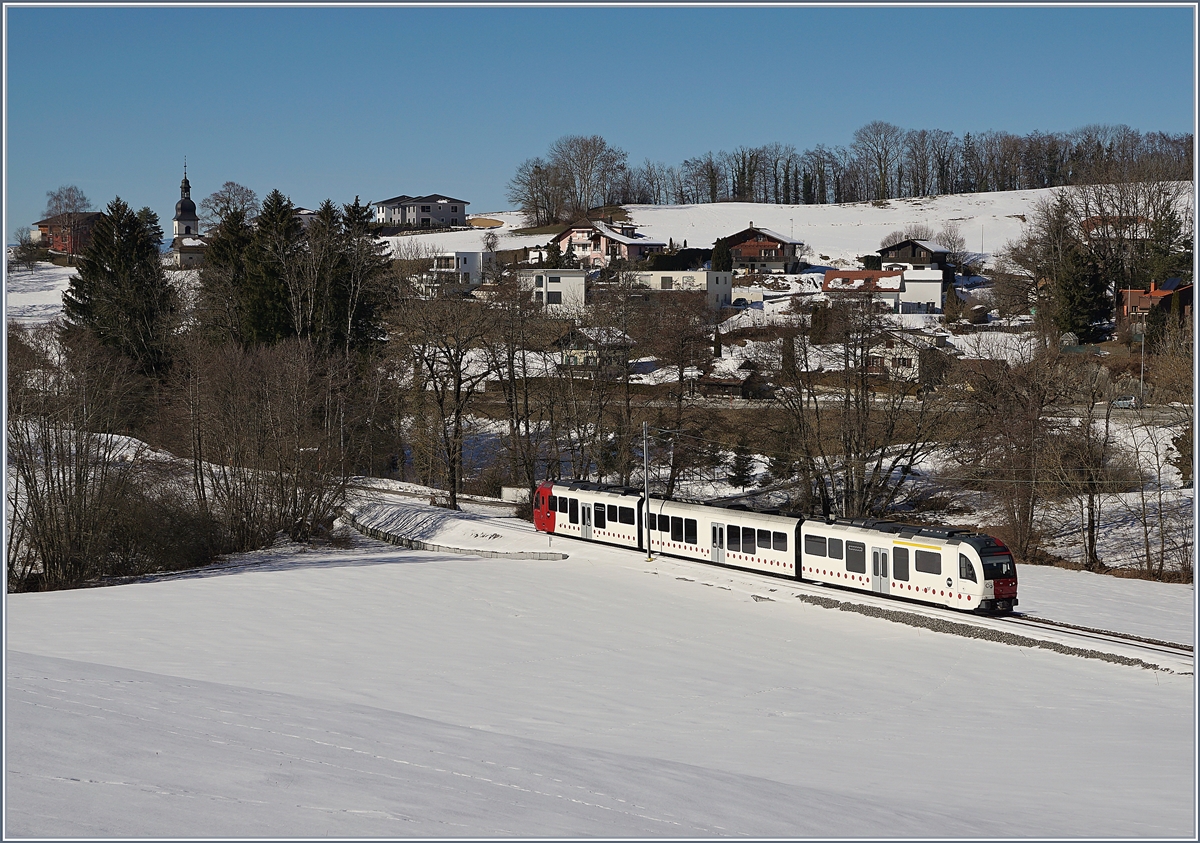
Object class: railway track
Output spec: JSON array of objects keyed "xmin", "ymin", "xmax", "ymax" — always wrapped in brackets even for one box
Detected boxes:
[{"xmin": 638, "ymin": 551, "xmax": 1195, "ymax": 673}]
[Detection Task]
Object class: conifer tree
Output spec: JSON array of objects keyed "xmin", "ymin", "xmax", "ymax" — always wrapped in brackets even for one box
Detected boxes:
[
  {"xmin": 728, "ymin": 436, "xmax": 756, "ymax": 491},
  {"xmin": 62, "ymin": 197, "xmax": 177, "ymax": 377},
  {"xmin": 243, "ymin": 189, "xmax": 300, "ymax": 344},
  {"xmin": 1052, "ymin": 245, "xmax": 1111, "ymax": 343},
  {"xmin": 196, "ymin": 208, "xmax": 254, "ymax": 344},
  {"xmin": 711, "ymin": 238, "xmax": 732, "ymax": 272}
]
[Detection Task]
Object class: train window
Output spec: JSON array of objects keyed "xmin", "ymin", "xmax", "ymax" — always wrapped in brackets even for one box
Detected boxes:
[
  {"xmin": 685, "ymin": 519, "xmax": 697, "ymax": 545},
  {"xmin": 772, "ymin": 531, "xmax": 787, "ymax": 551},
  {"xmin": 757, "ymin": 529, "xmax": 771, "ymax": 549},
  {"xmin": 656, "ymin": 514, "xmax": 669, "ymax": 532},
  {"xmin": 846, "ymin": 541, "xmax": 866, "ymax": 573},
  {"xmin": 914, "ymin": 549, "xmax": 941, "ymax": 575},
  {"xmin": 594, "ymin": 504, "xmax": 606, "ymax": 528},
  {"xmin": 804, "ymin": 534, "xmax": 827, "ymax": 557},
  {"xmin": 671, "ymin": 517, "xmax": 684, "ymax": 542},
  {"xmin": 558, "ymin": 496, "xmax": 568, "ymax": 514},
  {"xmin": 608, "ymin": 504, "xmax": 618, "ymax": 522},
  {"xmin": 549, "ymin": 495, "xmax": 558, "ymax": 511},
  {"xmin": 568, "ymin": 498, "xmax": 579, "ymax": 524},
  {"xmin": 959, "ymin": 554, "xmax": 977, "ymax": 582},
  {"xmin": 827, "ymin": 537, "xmax": 842, "ymax": 559},
  {"xmin": 728, "ymin": 525, "xmax": 741, "ymax": 551},
  {"xmin": 893, "ymin": 547, "xmax": 910, "ymax": 581},
  {"xmin": 982, "ymin": 555, "xmax": 1015, "ymax": 579},
  {"xmin": 618, "ymin": 506, "xmax": 635, "ymax": 525}
]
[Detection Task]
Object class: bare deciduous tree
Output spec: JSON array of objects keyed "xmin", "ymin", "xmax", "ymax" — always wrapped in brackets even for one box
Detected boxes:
[{"xmin": 199, "ymin": 181, "xmax": 260, "ymax": 229}]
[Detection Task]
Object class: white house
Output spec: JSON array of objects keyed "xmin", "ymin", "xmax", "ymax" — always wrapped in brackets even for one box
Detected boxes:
[
  {"xmin": 632, "ymin": 270, "xmax": 736, "ymax": 310},
  {"xmin": 374, "ymin": 194, "xmax": 469, "ymax": 228},
  {"xmin": 519, "ymin": 269, "xmax": 588, "ymax": 314},
  {"xmin": 550, "ymin": 219, "xmax": 666, "ymax": 268}
]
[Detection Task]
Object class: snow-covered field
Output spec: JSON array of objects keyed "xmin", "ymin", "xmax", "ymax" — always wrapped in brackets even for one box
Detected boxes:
[{"xmin": 6, "ymin": 496, "xmax": 1195, "ymax": 838}]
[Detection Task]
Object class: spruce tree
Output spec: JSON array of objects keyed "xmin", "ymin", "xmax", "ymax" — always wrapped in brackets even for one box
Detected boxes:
[
  {"xmin": 728, "ymin": 436, "xmax": 756, "ymax": 491},
  {"xmin": 338, "ymin": 196, "xmax": 391, "ymax": 356},
  {"xmin": 196, "ymin": 208, "xmax": 254, "ymax": 344},
  {"xmin": 243, "ymin": 189, "xmax": 300, "ymax": 344},
  {"xmin": 1052, "ymin": 245, "xmax": 1111, "ymax": 343},
  {"xmin": 62, "ymin": 197, "xmax": 177, "ymax": 377},
  {"xmin": 712, "ymin": 238, "xmax": 732, "ymax": 272}
]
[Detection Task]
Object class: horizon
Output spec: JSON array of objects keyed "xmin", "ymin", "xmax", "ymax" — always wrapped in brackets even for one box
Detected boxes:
[{"xmin": 4, "ymin": 5, "xmax": 1195, "ymax": 243}]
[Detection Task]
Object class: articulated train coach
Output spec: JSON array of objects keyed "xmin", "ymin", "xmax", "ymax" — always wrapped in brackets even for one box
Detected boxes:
[{"xmin": 533, "ymin": 480, "xmax": 1018, "ymax": 613}]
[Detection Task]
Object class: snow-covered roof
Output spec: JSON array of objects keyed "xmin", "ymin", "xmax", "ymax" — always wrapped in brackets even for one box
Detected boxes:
[
  {"xmin": 751, "ymin": 227, "xmax": 804, "ymax": 246},
  {"xmin": 822, "ymin": 270, "xmax": 903, "ymax": 292},
  {"xmin": 912, "ymin": 239, "xmax": 951, "ymax": 253},
  {"xmin": 591, "ymin": 220, "xmax": 666, "ymax": 247}
]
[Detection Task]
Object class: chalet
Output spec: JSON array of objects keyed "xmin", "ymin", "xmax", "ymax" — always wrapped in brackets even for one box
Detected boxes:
[
  {"xmin": 867, "ymin": 329, "xmax": 956, "ymax": 383},
  {"xmin": 555, "ymin": 326, "xmax": 633, "ymax": 377},
  {"xmin": 374, "ymin": 194, "xmax": 469, "ymax": 228},
  {"xmin": 822, "ymin": 270, "xmax": 904, "ymax": 311},
  {"xmin": 1080, "ymin": 215, "xmax": 1153, "ymax": 243},
  {"xmin": 31, "ymin": 211, "xmax": 102, "ymax": 255},
  {"xmin": 720, "ymin": 224, "xmax": 806, "ymax": 274},
  {"xmin": 550, "ymin": 218, "xmax": 666, "ymax": 268},
  {"xmin": 698, "ymin": 361, "xmax": 774, "ymax": 400}
]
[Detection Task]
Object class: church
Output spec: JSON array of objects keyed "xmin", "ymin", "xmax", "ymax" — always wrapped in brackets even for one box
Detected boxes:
[{"xmin": 170, "ymin": 165, "xmax": 206, "ymax": 268}]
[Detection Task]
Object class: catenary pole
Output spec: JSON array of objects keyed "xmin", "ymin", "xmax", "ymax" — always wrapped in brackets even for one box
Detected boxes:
[{"xmin": 644, "ymin": 421, "xmax": 652, "ymax": 562}]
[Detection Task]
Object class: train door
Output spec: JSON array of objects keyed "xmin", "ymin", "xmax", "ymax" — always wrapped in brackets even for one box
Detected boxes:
[
  {"xmin": 581, "ymin": 503, "xmax": 593, "ymax": 540},
  {"xmin": 711, "ymin": 523, "xmax": 725, "ymax": 565},
  {"xmin": 871, "ymin": 547, "xmax": 890, "ymax": 595}
]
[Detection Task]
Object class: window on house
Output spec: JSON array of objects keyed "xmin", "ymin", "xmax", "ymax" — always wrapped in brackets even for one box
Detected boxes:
[
  {"xmin": 895, "ymin": 357, "xmax": 913, "ymax": 368},
  {"xmin": 421, "ymin": 205, "xmax": 431, "ymax": 212},
  {"xmin": 535, "ymin": 276, "xmax": 543, "ymax": 287},
  {"xmin": 546, "ymin": 291, "xmax": 563, "ymax": 305},
  {"xmin": 535, "ymin": 291, "xmax": 543, "ymax": 302},
  {"xmin": 451, "ymin": 206, "xmax": 458, "ymax": 212},
  {"xmin": 661, "ymin": 277, "xmax": 673, "ymax": 290}
]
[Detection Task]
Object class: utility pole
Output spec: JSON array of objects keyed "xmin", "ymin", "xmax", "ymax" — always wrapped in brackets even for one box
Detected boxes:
[{"xmin": 643, "ymin": 421, "xmax": 653, "ymax": 562}]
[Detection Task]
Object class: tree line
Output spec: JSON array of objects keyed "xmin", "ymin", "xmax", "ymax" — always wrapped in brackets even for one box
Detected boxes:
[{"xmin": 508, "ymin": 123, "xmax": 1193, "ymax": 226}]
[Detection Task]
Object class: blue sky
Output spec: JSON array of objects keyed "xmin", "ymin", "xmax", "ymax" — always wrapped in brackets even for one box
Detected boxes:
[{"xmin": 4, "ymin": 5, "xmax": 1195, "ymax": 236}]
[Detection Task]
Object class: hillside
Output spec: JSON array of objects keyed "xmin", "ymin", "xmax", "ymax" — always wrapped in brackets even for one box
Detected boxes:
[{"xmin": 393, "ymin": 187, "xmax": 1059, "ymax": 264}]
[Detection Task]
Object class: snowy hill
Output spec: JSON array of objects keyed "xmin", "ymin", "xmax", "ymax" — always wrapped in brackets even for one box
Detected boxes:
[
  {"xmin": 6, "ymin": 497, "xmax": 1194, "ymax": 837},
  {"xmin": 387, "ymin": 189, "xmax": 1056, "ymax": 264}
]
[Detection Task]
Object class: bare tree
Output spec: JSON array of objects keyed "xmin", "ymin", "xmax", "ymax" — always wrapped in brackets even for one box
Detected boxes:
[
  {"xmin": 387, "ymin": 295, "xmax": 497, "ymax": 509},
  {"xmin": 199, "ymin": 181, "xmax": 260, "ymax": 229},
  {"xmin": 43, "ymin": 184, "xmax": 94, "ymax": 260},
  {"xmin": 545, "ymin": 135, "xmax": 629, "ymax": 218},
  {"xmin": 852, "ymin": 121, "xmax": 906, "ymax": 200}
]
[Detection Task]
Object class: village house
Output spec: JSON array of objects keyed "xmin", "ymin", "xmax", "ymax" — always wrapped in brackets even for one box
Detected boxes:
[
  {"xmin": 550, "ymin": 218, "xmax": 666, "ymax": 268},
  {"xmin": 822, "ymin": 269, "xmax": 905, "ymax": 310},
  {"xmin": 31, "ymin": 211, "xmax": 102, "ymax": 255},
  {"xmin": 374, "ymin": 194, "xmax": 469, "ymax": 228},
  {"xmin": 555, "ymin": 325, "xmax": 633, "ymax": 377},
  {"xmin": 1118, "ymin": 278, "xmax": 1194, "ymax": 324},
  {"xmin": 877, "ymin": 239, "xmax": 955, "ymax": 312},
  {"xmin": 867, "ymin": 329, "xmax": 956, "ymax": 383},
  {"xmin": 719, "ymin": 224, "xmax": 807, "ymax": 274},
  {"xmin": 631, "ymin": 270, "xmax": 735, "ymax": 310},
  {"xmin": 518, "ymin": 268, "xmax": 589, "ymax": 314}
]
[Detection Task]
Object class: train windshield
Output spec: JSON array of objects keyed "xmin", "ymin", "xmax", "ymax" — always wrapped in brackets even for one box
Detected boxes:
[{"xmin": 982, "ymin": 555, "xmax": 1016, "ymax": 580}]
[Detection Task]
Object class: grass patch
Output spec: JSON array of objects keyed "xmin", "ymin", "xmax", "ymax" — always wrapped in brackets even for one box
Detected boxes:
[{"xmin": 469, "ymin": 217, "xmax": 504, "ymax": 229}]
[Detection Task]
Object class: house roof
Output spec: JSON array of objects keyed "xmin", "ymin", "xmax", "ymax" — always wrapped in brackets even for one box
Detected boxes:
[
  {"xmin": 878, "ymin": 238, "xmax": 950, "ymax": 255},
  {"xmin": 407, "ymin": 194, "xmax": 470, "ymax": 206},
  {"xmin": 723, "ymin": 226, "xmax": 804, "ymax": 246},
  {"xmin": 33, "ymin": 212, "xmax": 103, "ymax": 227},
  {"xmin": 377, "ymin": 195, "xmax": 414, "ymax": 206},
  {"xmin": 592, "ymin": 219, "xmax": 666, "ymax": 247},
  {"xmin": 822, "ymin": 270, "xmax": 903, "ymax": 293}
]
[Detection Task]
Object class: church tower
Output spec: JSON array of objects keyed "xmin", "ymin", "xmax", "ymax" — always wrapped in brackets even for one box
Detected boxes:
[
  {"xmin": 170, "ymin": 163, "xmax": 206, "ymax": 267},
  {"xmin": 172, "ymin": 164, "xmax": 199, "ymax": 238}
]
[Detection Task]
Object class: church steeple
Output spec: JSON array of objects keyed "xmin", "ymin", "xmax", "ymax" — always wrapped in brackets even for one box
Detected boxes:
[{"xmin": 173, "ymin": 161, "xmax": 199, "ymax": 237}]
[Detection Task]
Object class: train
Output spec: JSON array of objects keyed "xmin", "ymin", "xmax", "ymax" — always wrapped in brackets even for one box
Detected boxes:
[{"xmin": 532, "ymin": 480, "xmax": 1018, "ymax": 613}]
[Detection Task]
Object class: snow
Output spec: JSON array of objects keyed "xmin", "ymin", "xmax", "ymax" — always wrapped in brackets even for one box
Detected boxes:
[
  {"xmin": 6, "ymin": 494, "xmax": 1195, "ymax": 837},
  {"xmin": 4, "ymin": 262, "xmax": 76, "ymax": 324}
]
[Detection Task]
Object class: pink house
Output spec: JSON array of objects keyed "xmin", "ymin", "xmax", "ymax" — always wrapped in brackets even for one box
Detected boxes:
[{"xmin": 550, "ymin": 218, "xmax": 666, "ymax": 268}]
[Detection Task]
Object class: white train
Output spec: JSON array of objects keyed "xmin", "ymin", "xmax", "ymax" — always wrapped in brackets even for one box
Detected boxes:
[{"xmin": 533, "ymin": 480, "xmax": 1018, "ymax": 613}]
